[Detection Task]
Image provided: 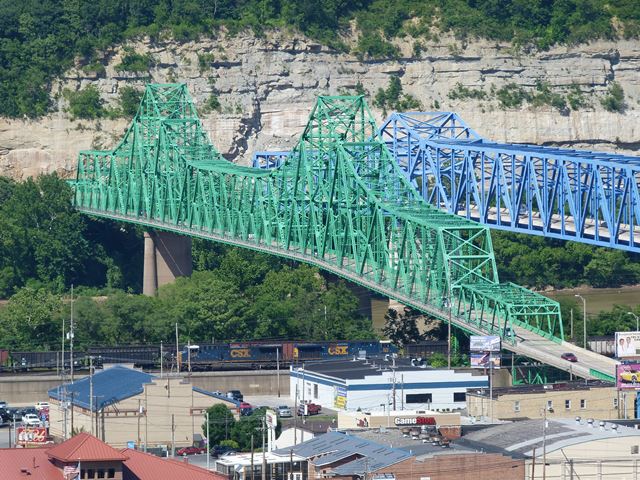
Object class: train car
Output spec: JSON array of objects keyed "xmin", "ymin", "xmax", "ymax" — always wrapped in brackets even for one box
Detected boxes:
[
  {"xmin": 9, "ymin": 351, "xmax": 88, "ymax": 371},
  {"xmin": 587, "ymin": 336, "xmax": 615, "ymax": 357},
  {"xmin": 87, "ymin": 345, "xmax": 161, "ymax": 368},
  {"xmin": 405, "ymin": 341, "xmax": 448, "ymax": 358}
]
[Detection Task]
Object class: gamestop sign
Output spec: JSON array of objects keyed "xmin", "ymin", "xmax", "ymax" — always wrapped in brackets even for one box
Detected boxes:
[{"xmin": 394, "ymin": 416, "xmax": 436, "ymax": 426}]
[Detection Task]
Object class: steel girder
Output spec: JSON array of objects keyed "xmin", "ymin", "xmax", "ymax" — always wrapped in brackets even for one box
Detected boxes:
[
  {"xmin": 72, "ymin": 84, "xmax": 562, "ymax": 345},
  {"xmin": 380, "ymin": 112, "xmax": 640, "ymax": 252}
]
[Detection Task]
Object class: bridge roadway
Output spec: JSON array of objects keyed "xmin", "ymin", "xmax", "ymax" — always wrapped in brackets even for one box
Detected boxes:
[{"xmin": 78, "ymin": 207, "xmax": 618, "ymax": 381}]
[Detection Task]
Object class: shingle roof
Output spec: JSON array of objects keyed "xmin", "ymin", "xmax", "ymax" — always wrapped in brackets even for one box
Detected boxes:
[
  {"xmin": 47, "ymin": 432, "xmax": 129, "ymax": 462},
  {"xmin": 48, "ymin": 365, "xmax": 156, "ymax": 411},
  {"xmin": 121, "ymin": 448, "xmax": 225, "ymax": 480},
  {"xmin": 0, "ymin": 448, "xmax": 62, "ymax": 480},
  {"xmin": 274, "ymin": 431, "xmax": 411, "ymax": 471}
]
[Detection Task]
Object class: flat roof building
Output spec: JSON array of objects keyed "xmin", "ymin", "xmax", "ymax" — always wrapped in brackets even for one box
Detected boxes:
[
  {"xmin": 48, "ymin": 365, "xmax": 238, "ymax": 449},
  {"xmin": 466, "ymin": 380, "xmax": 632, "ymax": 421},
  {"xmin": 291, "ymin": 359, "xmax": 487, "ymax": 412}
]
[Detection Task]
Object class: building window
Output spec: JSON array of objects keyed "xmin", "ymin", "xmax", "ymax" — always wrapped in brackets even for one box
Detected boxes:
[
  {"xmin": 546, "ymin": 400, "xmax": 553, "ymax": 410},
  {"xmin": 632, "ymin": 445, "xmax": 639, "ymax": 455},
  {"xmin": 453, "ymin": 392, "xmax": 466, "ymax": 402},
  {"xmin": 565, "ymin": 400, "xmax": 571, "ymax": 410},
  {"xmin": 97, "ymin": 470, "xmax": 105, "ymax": 479},
  {"xmin": 87, "ymin": 470, "xmax": 95, "ymax": 479},
  {"xmin": 107, "ymin": 469, "xmax": 115, "ymax": 479},
  {"xmin": 580, "ymin": 399, "xmax": 587, "ymax": 409},
  {"xmin": 614, "ymin": 397, "xmax": 619, "ymax": 409},
  {"xmin": 406, "ymin": 393, "xmax": 432, "ymax": 404},
  {"xmin": 314, "ymin": 384, "xmax": 318, "ymax": 399},
  {"xmin": 514, "ymin": 401, "xmax": 520, "ymax": 413},
  {"xmin": 81, "ymin": 471, "xmax": 85, "ymax": 479}
]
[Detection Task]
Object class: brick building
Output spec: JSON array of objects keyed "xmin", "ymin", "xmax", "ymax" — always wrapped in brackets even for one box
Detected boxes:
[{"xmin": 466, "ymin": 380, "xmax": 632, "ymax": 421}]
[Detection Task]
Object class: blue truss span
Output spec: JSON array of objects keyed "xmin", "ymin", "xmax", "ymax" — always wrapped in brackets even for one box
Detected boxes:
[{"xmin": 254, "ymin": 111, "xmax": 640, "ymax": 252}]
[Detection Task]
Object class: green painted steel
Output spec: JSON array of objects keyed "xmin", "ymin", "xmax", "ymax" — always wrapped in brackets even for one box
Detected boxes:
[
  {"xmin": 72, "ymin": 83, "xmax": 562, "ymax": 344},
  {"xmin": 589, "ymin": 369, "xmax": 615, "ymax": 383}
]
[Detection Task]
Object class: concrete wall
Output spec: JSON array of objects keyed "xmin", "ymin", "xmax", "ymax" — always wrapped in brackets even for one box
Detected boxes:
[
  {"xmin": 1, "ymin": 370, "xmax": 289, "ymax": 405},
  {"xmin": 467, "ymin": 386, "xmax": 632, "ymax": 420}
]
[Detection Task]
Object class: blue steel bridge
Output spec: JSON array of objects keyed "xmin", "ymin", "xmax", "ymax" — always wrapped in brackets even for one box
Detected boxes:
[
  {"xmin": 255, "ymin": 112, "xmax": 640, "ymax": 253},
  {"xmin": 72, "ymin": 84, "xmax": 620, "ymax": 381}
]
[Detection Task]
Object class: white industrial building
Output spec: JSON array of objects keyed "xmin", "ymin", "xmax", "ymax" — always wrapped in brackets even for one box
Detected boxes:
[{"xmin": 289, "ymin": 359, "xmax": 488, "ymax": 412}]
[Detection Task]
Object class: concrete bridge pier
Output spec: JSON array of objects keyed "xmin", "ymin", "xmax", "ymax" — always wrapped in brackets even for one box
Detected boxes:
[{"xmin": 143, "ymin": 231, "xmax": 193, "ymax": 296}]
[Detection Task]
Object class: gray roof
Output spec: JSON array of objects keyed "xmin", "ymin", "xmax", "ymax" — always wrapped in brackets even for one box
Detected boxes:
[
  {"xmin": 273, "ymin": 431, "xmax": 412, "ymax": 472},
  {"xmin": 460, "ymin": 418, "xmax": 640, "ymax": 456},
  {"xmin": 301, "ymin": 359, "xmax": 444, "ymax": 381}
]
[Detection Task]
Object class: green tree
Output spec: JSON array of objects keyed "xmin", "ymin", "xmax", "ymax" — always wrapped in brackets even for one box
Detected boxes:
[
  {"xmin": 203, "ymin": 404, "xmax": 236, "ymax": 447},
  {"xmin": 117, "ymin": 86, "xmax": 143, "ymax": 117},
  {"xmin": 64, "ymin": 86, "xmax": 104, "ymax": 120}
]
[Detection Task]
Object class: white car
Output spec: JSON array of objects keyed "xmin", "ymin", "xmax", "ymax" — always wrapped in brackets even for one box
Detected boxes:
[
  {"xmin": 22, "ymin": 414, "xmax": 41, "ymax": 427},
  {"xmin": 35, "ymin": 402, "xmax": 49, "ymax": 411}
]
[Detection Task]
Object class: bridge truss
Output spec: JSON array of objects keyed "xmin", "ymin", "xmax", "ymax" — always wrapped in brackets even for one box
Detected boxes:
[{"xmin": 73, "ymin": 84, "xmax": 562, "ymax": 348}]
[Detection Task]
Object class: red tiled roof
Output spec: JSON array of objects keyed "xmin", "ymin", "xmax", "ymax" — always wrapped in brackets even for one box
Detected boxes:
[
  {"xmin": 121, "ymin": 448, "xmax": 226, "ymax": 480},
  {"xmin": 0, "ymin": 448, "xmax": 63, "ymax": 480},
  {"xmin": 48, "ymin": 432, "xmax": 129, "ymax": 462}
]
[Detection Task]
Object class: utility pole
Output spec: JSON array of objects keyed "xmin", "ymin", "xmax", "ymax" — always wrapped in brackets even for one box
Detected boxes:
[
  {"xmin": 171, "ymin": 414, "xmax": 175, "ymax": 457},
  {"xmin": 489, "ymin": 359, "xmax": 494, "ymax": 422},
  {"xmin": 570, "ymin": 309, "xmax": 574, "ymax": 342},
  {"xmin": 61, "ymin": 315, "xmax": 65, "ymax": 379},
  {"xmin": 144, "ymin": 388, "xmax": 148, "ymax": 452},
  {"xmin": 206, "ymin": 411, "xmax": 211, "ymax": 470},
  {"xmin": 89, "ymin": 356, "xmax": 94, "ymax": 435},
  {"xmin": 276, "ymin": 347, "xmax": 280, "ymax": 398},
  {"xmin": 175, "ymin": 323, "xmax": 180, "ymax": 373},
  {"xmin": 251, "ymin": 434, "xmax": 255, "ymax": 480},
  {"xmin": 70, "ymin": 284, "xmax": 75, "ymax": 383},
  {"xmin": 575, "ymin": 294, "xmax": 587, "ymax": 349},
  {"xmin": 262, "ymin": 417, "xmax": 266, "ymax": 480},
  {"xmin": 137, "ymin": 399, "xmax": 141, "ymax": 447},
  {"xmin": 63, "ymin": 385, "xmax": 68, "ymax": 440},
  {"xmin": 447, "ymin": 258, "xmax": 452, "ymax": 370},
  {"xmin": 160, "ymin": 341, "xmax": 163, "ymax": 379},
  {"xmin": 542, "ymin": 407, "xmax": 548, "ymax": 480}
]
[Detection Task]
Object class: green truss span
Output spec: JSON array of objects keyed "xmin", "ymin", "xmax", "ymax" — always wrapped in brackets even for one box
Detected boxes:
[{"xmin": 72, "ymin": 83, "xmax": 562, "ymax": 345}]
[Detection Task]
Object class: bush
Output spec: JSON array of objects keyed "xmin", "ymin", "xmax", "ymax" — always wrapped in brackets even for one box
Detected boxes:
[
  {"xmin": 448, "ymin": 82, "xmax": 487, "ymax": 100},
  {"xmin": 496, "ymin": 83, "xmax": 530, "ymax": 109},
  {"xmin": 601, "ymin": 82, "xmax": 626, "ymax": 113},
  {"xmin": 373, "ymin": 76, "xmax": 421, "ymax": 114},
  {"xmin": 117, "ymin": 86, "xmax": 143, "ymax": 117},
  {"xmin": 115, "ymin": 48, "xmax": 154, "ymax": 73},
  {"xmin": 64, "ymin": 86, "xmax": 104, "ymax": 120}
]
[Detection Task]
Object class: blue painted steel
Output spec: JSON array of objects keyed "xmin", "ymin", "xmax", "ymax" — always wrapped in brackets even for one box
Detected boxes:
[{"xmin": 254, "ymin": 112, "xmax": 640, "ymax": 252}]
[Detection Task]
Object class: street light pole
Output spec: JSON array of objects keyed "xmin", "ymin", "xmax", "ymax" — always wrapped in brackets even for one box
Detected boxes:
[
  {"xmin": 628, "ymin": 312, "xmax": 639, "ymax": 332},
  {"xmin": 447, "ymin": 258, "xmax": 452, "ymax": 370},
  {"xmin": 575, "ymin": 294, "xmax": 587, "ymax": 349}
]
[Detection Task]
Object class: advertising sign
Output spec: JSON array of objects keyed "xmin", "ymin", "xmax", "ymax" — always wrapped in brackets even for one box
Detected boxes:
[
  {"xmin": 17, "ymin": 427, "xmax": 48, "ymax": 445},
  {"xmin": 394, "ymin": 416, "xmax": 436, "ymax": 426},
  {"xmin": 265, "ymin": 410, "xmax": 277, "ymax": 429},
  {"xmin": 470, "ymin": 352, "xmax": 501, "ymax": 369},
  {"xmin": 615, "ymin": 332, "xmax": 640, "ymax": 358},
  {"xmin": 334, "ymin": 386, "xmax": 347, "ymax": 410},
  {"xmin": 470, "ymin": 335, "xmax": 501, "ymax": 352},
  {"xmin": 617, "ymin": 363, "xmax": 640, "ymax": 389}
]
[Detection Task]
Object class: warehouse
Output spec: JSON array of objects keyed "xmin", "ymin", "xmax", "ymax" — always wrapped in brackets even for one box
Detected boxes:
[
  {"xmin": 48, "ymin": 364, "xmax": 238, "ymax": 449},
  {"xmin": 289, "ymin": 359, "xmax": 488, "ymax": 412}
]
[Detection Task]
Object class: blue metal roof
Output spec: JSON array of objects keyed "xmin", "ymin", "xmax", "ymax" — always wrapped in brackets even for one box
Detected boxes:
[
  {"xmin": 274, "ymin": 431, "xmax": 411, "ymax": 471},
  {"xmin": 192, "ymin": 386, "xmax": 240, "ymax": 406},
  {"xmin": 48, "ymin": 365, "xmax": 156, "ymax": 411}
]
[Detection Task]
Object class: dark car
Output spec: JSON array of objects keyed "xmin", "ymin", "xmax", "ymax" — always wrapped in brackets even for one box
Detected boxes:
[
  {"xmin": 176, "ymin": 446, "xmax": 205, "ymax": 456},
  {"xmin": 210, "ymin": 445, "xmax": 237, "ymax": 458},
  {"xmin": 226, "ymin": 390, "xmax": 243, "ymax": 402},
  {"xmin": 561, "ymin": 352, "xmax": 578, "ymax": 362}
]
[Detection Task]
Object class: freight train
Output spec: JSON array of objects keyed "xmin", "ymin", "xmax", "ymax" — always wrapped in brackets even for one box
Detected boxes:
[{"xmin": 0, "ymin": 340, "xmax": 396, "ymax": 372}]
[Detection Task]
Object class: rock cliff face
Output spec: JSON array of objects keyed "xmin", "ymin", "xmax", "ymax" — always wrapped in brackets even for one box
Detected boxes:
[{"xmin": 2, "ymin": 31, "xmax": 640, "ymax": 180}]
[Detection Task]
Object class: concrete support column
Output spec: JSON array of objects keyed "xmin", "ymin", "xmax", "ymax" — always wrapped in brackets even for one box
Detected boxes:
[{"xmin": 143, "ymin": 230, "xmax": 193, "ymax": 296}]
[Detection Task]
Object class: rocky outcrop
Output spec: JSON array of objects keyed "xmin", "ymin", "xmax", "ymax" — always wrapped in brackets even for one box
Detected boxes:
[{"xmin": 2, "ymin": 31, "xmax": 640, "ymax": 180}]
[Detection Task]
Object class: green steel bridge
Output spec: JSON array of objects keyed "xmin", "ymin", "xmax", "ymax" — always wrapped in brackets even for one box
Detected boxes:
[{"xmin": 71, "ymin": 84, "xmax": 616, "ymax": 381}]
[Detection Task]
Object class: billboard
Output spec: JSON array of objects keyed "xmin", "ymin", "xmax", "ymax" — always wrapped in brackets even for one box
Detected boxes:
[
  {"xmin": 616, "ymin": 332, "xmax": 640, "ymax": 358},
  {"xmin": 617, "ymin": 363, "xmax": 640, "ymax": 389},
  {"xmin": 17, "ymin": 427, "xmax": 48, "ymax": 445},
  {"xmin": 471, "ymin": 352, "xmax": 501, "ymax": 369},
  {"xmin": 470, "ymin": 335, "xmax": 501, "ymax": 352},
  {"xmin": 334, "ymin": 386, "xmax": 347, "ymax": 410}
]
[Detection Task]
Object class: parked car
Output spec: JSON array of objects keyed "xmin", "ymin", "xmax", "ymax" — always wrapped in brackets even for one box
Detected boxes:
[
  {"xmin": 22, "ymin": 413, "xmax": 41, "ymax": 426},
  {"xmin": 210, "ymin": 445, "xmax": 237, "ymax": 458},
  {"xmin": 0, "ymin": 401, "xmax": 7, "ymax": 409},
  {"xmin": 619, "ymin": 369, "xmax": 640, "ymax": 384},
  {"xmin": 176, "ymin": 446, "xmax": 205, "ymax": 456},
  {"xmin": 277, "ymin": 406, "xmax": 292, "ymax": 418},
  {"xmin": 35, "ymin": 402, "xmax": 50, "ymax": 411},
  {"xmin": 561, "ymin": 352, "xmax": 578, "ymax": 362},
  {"xmin": 226, "ymin": 390, "xmax": 244, "ymax": 402},
  {"xmin": 297, "ymin": 403, "xmax": 321, "ymax": 416}
]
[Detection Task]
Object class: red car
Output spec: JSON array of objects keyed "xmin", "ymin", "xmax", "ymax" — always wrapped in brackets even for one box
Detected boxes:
[
  {"xmin": 561, "ymin": 352, "xmax": 578, "ymax": 362},
  {"xmin": 176, "ymin": 446, "xmax": 205, "ymax": 456}
]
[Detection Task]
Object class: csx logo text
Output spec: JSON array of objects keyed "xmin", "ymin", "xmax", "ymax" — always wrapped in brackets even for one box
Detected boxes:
[
  {"xmin": 328, "ymin": 346, "xmax": 348, "ymax": 355},
  {"xmin": 231, "ymin": 349, "xmax": 251, "ymax": 358}
]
